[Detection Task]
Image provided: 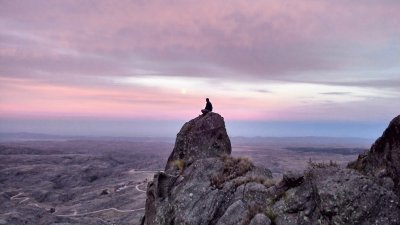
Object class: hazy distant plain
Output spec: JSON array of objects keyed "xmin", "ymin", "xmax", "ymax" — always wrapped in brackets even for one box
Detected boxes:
[{"xmin": 0, "ymin": 135, "xmax": 373, "ymax": 224}]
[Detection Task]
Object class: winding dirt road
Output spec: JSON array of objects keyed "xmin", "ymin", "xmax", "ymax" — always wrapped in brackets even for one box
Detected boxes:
[
  {"xmin": 53, "ymin": 169, "xmax": 157, "ymax": 218},
  {"xmin": 56, "ymin": 207, "xmax": 145, "ymax": 217},
  {"xmin": 8, "ymin": 170, "xmax": 157, "ymax": 220},
  {"xmin": 135, "ymin": 183, "xmax": 147, "ymax": 193}
]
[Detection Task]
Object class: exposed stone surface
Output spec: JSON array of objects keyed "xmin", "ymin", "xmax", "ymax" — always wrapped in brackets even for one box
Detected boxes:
[
  {"xmin": 249, "ymin": 213, "xmax": 271, "ymax": 225},
  {"xmin": 271, "ymin": 167, "xmax": 400, "ymax": 225},
  {"xmin": 282, "ymin": 170, "xmax": 304, "ymax": 188},
  {"xmin": 144, "ymin": 147, "xmax": 274, "ymax": 224},
  {"xmin": 165, "ymin": 112, "xmax": 231, "ymax": 173},
  {"xmin": 142, "ymin": 113, "xmax": 400, "ymax": 225},
  {"xmin": 216, "ymin": 200, "xmax": 249, "ymax": 225},
  {"xmin": 348, "ymin": 115, "xmax": 400, "ymax": 195}
]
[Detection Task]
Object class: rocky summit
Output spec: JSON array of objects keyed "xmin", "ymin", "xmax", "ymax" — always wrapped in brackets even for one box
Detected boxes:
[
  {"xmin": 165, "ymin": 112, "xmax": 232, "ymax": 173},
  {"xmin": 142, "ymin": 113, "xmax": 400, "ymax": 225}
]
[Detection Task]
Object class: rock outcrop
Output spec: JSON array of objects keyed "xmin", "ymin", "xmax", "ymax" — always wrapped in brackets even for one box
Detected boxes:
[
  {"xmin": 142, "ymin": 113, "xmax": 400, "ymax": 225},
  {"xmin": 348, "ymin": 115, "xmax": 400, "ymax": 195},
  {"xmin": 165, "ymin": 112, "xmax": 231, "ymax": 172},
  {"xmin": 270, "ymin": 166, "xmax": 399, "ymax": 225}
]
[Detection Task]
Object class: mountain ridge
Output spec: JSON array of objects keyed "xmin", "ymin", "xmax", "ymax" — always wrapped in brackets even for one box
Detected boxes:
[
  {"xmin": 348, "ymin": 115, "xmax": 400, "ymax": 195},
  {"xmin": 142, "ymin": 113, "xmax": 400, "ymax": 225}
]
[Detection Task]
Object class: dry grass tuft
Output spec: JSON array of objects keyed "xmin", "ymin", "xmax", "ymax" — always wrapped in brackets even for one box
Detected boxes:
[
  {"xmin": 211, "ymin": 156, "xmax": 254, "ymax": 188},
  {"xmin": 171, "ymin": 159, "xmax": 186, "ymax": 173}
]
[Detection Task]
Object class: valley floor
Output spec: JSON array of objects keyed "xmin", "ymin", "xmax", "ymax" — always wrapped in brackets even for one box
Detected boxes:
[{"xmin": 0, "ymin": 137, "xmax": 370, "ymax": 225}]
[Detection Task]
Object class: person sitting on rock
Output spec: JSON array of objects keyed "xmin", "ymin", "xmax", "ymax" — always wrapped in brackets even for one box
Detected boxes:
[{"xmin": 201, "ymin": 98, "xmax": 213, "ymax": 115}]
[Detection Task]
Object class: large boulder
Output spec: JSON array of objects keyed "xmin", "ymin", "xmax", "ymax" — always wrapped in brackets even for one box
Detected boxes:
[
  {"xmin": 348, "ymin": 115, "xmax": 400, "ymax": 195},
  {"xmin": 165, "ymin": 112, "xmax": 231, "ymax": 173}
]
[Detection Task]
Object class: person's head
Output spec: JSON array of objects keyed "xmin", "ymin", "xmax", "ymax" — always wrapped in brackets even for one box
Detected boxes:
[{"xmin": 206, "ymin": 98, "xmax": 209, "ymax": 102}]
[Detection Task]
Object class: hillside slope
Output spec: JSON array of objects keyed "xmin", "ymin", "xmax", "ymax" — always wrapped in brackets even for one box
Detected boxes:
[{"xmin": 142, "ymin": 113, "xmax": 400, "ymax": 225}]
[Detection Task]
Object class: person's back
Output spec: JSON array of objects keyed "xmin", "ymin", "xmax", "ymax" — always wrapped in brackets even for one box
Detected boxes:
[
  {"xmin": 201, "ymin": 98, "xmax": 212, "ymax": 115},
  {"xmin": 205, "ymin": 100, "xmax": 212, "ymax": 111}
]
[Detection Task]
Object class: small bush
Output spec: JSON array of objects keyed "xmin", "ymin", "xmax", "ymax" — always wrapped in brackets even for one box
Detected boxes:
[{"xmin": 307, "ymin": 159, "xmax": 338, "ymax": 169}]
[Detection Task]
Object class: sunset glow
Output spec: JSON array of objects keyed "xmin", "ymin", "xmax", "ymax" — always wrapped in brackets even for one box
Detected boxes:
[{"xmin": 1, "ymin": 1, "xmax": 399, "ymax": 137}]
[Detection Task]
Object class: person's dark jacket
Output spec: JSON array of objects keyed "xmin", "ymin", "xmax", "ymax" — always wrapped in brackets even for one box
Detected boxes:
[{"xmin": 205, "ymin": 101, "xmax": 213, "ymax": 111}]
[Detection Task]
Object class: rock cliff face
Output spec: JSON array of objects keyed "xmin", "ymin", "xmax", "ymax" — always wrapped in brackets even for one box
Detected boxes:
[
  {"xmin": 348, "ymin": 115, "xmax": 400, "ymax": 195},
  {"xmin": 142, "ymin": 113, "xmax": 400, "ymax": 225}
]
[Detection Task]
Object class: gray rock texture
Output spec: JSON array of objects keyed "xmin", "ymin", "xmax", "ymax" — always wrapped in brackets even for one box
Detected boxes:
[
  {"xmin": 165, "ymin": 112, "xmax": 231, "ymax": 173},
  {"xmin": 249, "ymin": 213, "xmax": 271, "ymax": 225},
  {"xmin": 348, "ymin": 115, "xmax": 400, "ymax": 195},
  {"xmin": 271, "ymin": 167, "xmax": 400, "ymax": 225},
  {"xmin": 142, "ymin": 113, "xmax": 400, "ymax": 225}
]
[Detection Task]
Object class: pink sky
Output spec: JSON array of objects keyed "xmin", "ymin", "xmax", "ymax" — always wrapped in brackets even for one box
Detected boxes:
[{"xmin": 1, "ymin": 0, "xmax": 400, "ymax": 126}]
